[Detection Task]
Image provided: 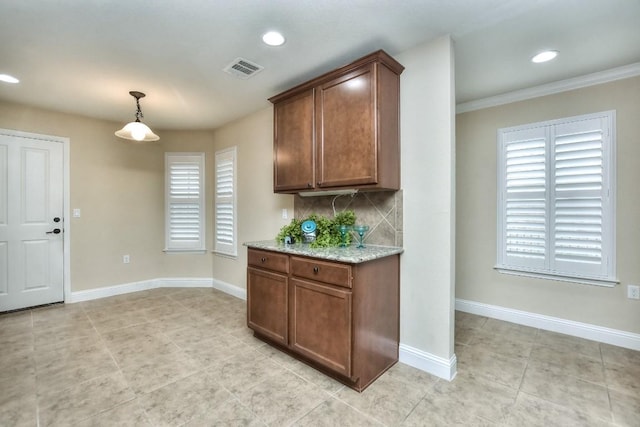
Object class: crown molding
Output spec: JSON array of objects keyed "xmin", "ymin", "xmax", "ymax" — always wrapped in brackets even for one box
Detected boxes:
[{"xmin": 456, "ymin": 62, "xmax": 640, "ymax": 114}]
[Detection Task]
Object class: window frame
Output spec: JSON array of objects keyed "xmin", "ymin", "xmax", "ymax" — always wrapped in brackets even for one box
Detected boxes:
[
  {"xmin": 214, "ymin": 146, "xmax": 237, "ymax": 257},
  {"xmin": 496, "ymin": 111, "xmax": 617, "ymax": 286},
  {"xmin": 164, "ymin": 152, "xmax": 206, "ymax": 253}
]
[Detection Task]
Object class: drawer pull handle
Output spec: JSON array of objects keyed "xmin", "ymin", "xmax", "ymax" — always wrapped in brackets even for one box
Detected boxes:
[
  {"xmin": 313, "ymin": 266, "xmax": 319, "ymax": 274},
  {"xmin": 261, "ymin": 257, "xmax": 267, "ymax": 263}
]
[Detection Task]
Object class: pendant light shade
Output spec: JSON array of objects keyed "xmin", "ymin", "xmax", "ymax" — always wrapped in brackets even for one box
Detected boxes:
[{"xmin": 115, "ymin": 91, "xmax": 159, "ymax": 142}]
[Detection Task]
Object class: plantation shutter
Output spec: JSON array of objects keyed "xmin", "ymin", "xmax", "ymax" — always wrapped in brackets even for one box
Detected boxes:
[
  {"xmin": 551, "ymin": 117, "xmax": 609, "ymax": 277},
  {"xmin": 215, "ymin": 147, "xmax": 237, "ymax": 256},
  {"xmin": 497, "ymin": 111, "xmax": 615, "ymax": 284},
  {"xmin": 500, "ymin": 127, "xmax": 547, "ymax": 270},
  {"xmin": 165, "ymin": 153, "xmax": 205, "ymax": 251}
]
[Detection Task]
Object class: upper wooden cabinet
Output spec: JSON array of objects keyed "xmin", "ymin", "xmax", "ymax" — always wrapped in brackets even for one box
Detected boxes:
[
  {"xmin": 272, "ymin": 90, "xmax": 315, "ymax": 191},
  {"xmin": 270, "ymin": 50, "xmax": 404, "ymax": 194}
]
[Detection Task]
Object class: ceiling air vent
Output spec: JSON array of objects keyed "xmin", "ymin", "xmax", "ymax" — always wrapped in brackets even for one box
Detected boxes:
[{"xmin": 223, "ymin": 57, "xmax": 264, "ymax": 79}]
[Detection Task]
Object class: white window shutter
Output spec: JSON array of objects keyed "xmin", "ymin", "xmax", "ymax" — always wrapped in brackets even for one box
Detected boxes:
[
  {"xmin": 499, "ymin": 127, "xmax": 547, "ymax": 270},
  {"xmin": 215, "ymin": 147, "xmax": 237, "ymax": 256},
  {"xmin": 497, "ymin": 111, "xmax": 615, "ymax": 284},
  {"xmin": 165, "ymin": 153, "xmax": 205, "ymax": 251},
  {"xmin": 551, "ymin": 117, "xmax": 609, "ymax": 277}
]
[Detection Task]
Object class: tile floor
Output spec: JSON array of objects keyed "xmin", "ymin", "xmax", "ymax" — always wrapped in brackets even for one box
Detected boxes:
[{"xmin": 1, "ymin": 287, "xmax": 638, "ymax": 426}]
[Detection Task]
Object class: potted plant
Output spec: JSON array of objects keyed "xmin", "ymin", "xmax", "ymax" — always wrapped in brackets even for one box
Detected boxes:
[{"xmin": 276, "ymin": 210, "xmax": 356, "ymax": 248}]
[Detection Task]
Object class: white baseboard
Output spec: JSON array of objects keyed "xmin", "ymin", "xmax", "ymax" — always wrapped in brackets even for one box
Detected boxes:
[
  {"xmin": 399, "ymin": 343, "xmax": 457, "ymax": 381},
  {"xmin": 66, "ymin": 279, "xmax": 163, "ymax": 303},
  {"xmin": 66, "ymin": 277, "xmax": 246, "ymax": 303},
  {"xmin": 456, "ymin": 298, "xmax": 640, "ymax": 351},
  {"xmin": 211, "ymin": 278, "xmax": 247, "ymax": 300}
]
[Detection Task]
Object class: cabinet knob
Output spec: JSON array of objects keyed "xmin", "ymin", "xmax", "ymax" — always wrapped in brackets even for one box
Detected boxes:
[
  {"xmin": 307, "ymin": 182, "xmax": 313, "ymax": 188},
  {"xmin": 261, "ymin": 257, "xmax": 267, "ymax": 263},
  {"xmin": 313, "ymin": 266, "xmax": 319, "ymax": 274}
]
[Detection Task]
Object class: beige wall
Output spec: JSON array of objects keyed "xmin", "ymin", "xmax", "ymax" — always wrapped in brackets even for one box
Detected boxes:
[
  {"xmin": 0, "ymin": 101, "xmax": 168, "ymax": 291},
  {"xmin": 456, "ymin": 76, "xmax": 640, "ymax": 334},
  {"xmin": 0, "ymin": 101, "xmax": 291, "ymax": 294},
  {"xmin": 153, "ymin": 129, "xmax": 218, "ymax": 279},
  {"xmin": 209, "ymin": 107, "xmax": 294, "ymax": 289}
]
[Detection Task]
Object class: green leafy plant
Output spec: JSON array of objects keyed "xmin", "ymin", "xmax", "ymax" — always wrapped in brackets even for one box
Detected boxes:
[
  {"xmin": 276, "ymin": 210, "xmax": 356, "ymax": 247},
  {"xmin": 276, "ymin": 217, "xmax": 302, "ymax": 243},
  {"xmin": 333, "ymin": 210, "xmax": 355, "ymax": 226}
]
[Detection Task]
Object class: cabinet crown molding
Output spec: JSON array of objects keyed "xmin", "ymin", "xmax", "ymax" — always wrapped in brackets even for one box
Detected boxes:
[{"xmin": 269, "ymin": 49, "xmax": 404, "ymax": 104}]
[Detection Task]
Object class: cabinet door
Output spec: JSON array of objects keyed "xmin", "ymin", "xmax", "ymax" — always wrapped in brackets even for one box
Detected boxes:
[
  {"xmin": 247, "ymin": 267, "xmax": 288, "ymax": 346},
  {"xmin": 291, "ymin": 278, "xmax": 352, "ymax": 378},
  {"xmin": 273, "ymin": 89, "xmax": 315, "ymax": 192},
  {"xmin": 316, "ymin": 65, "xmax": 376, "ymax": 188}
]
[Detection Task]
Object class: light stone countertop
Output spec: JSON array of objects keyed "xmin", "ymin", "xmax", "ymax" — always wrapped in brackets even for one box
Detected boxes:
[{"xmin": 244, "ymin": 240, "xmax": 403, "ymax": 264}]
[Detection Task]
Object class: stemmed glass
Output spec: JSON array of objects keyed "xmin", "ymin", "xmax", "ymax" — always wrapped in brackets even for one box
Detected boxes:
[
  {"xmin": 337, "ymin": 225, "xmax": 352, "ymax": 247},
  {"xmin": 352, "ymin": 225, "xmax": 369, "ymax": 248}
]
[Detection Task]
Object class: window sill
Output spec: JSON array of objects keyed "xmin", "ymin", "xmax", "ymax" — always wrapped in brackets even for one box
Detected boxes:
[
  {"xmin": 163, "ymin": 249, "xmax": 208, "ymax": 254},
  {"xmin": 212, "ymin": 250, "xmax": 237, "ymax": 260},
  {"xmin": 494, "ymin": 266, "xmax": 618, "ymax": 288}
]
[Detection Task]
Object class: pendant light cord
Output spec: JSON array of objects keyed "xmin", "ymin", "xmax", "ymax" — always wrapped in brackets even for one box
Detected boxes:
[{"xmin": 134, "ymin": 97, "xmax": 143, "ymax": 122}]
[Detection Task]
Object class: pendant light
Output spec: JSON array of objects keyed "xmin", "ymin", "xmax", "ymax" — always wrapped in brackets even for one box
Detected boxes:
[{"xmin": 115, "ymin": 91, "xmax": 159, "ymax": 142}]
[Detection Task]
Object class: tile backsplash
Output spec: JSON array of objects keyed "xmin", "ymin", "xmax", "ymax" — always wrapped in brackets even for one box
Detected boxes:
[{"xmin": 294, "ymin": 190, "xmax": 402, "ymax": 247}]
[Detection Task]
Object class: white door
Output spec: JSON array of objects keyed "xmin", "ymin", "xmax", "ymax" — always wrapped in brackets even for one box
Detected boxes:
[{"xmin": 0, "ymin": 131, "xmax": 64, "ymax": 311}]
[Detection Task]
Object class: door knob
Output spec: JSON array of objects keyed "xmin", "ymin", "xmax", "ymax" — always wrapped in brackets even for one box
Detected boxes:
[
  {"xmin": 46, "ymin": 228, "xmax": 61, "ymax": 235},
  {"xmin": 53, "ymin": 217, "xmax": 61, "ymax": 223}
]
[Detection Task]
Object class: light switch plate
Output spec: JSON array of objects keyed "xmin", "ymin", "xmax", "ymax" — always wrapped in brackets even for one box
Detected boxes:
[{"xmin": 73, "ymin": 208, "xmax": 81, "ymax": 218}]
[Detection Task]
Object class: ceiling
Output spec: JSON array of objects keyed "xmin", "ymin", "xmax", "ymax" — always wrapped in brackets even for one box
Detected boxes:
[{"xmin": 1, "ymin": 0, "xmax": 639, "ymax": 131}]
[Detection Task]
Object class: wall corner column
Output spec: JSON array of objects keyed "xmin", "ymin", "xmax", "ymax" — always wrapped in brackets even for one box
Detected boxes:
[{"xmin": 396, "ymin": 35, "xmax": 456, "ymax": 380}]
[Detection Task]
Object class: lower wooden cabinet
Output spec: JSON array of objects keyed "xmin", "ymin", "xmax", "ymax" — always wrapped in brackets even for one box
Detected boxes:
[
  {"xmin": 247, "ymin": 267, "xmax": 288, "ymax": 346},
  {"xmin": 290, "ymin": 278, "xmax": 352, "ymax": 378},
  {"xmin": 247, "ymin": 247, "xmax": 400, "ymax": 392},
  {"xmin": 246, "ymin": 249, "xmax": 290, "ymax": 346}
]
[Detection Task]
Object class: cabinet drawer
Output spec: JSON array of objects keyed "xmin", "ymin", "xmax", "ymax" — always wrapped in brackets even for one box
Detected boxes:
[
  {"xmin": 291, "ymin": 257, "xmax": 352, "ymax": 288},
  {"xmin": 248, "ymin": 249, "xmax": 289, "ymax": 274}
]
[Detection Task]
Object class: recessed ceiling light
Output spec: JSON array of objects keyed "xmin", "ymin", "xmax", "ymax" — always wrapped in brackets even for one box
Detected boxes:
[
  {"xmin": 531, "ymin": 50, "xmax": 558, "ymax": 63},
  {"xmin": 0, "ymin": 74, "xmax": 19, "ymax": 84},
  {"xmin": 262, "ymin": 31, "xmax": 285, "ymax": 46}
]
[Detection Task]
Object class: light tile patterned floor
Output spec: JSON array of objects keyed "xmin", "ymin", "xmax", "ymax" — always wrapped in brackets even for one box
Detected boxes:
[{"xmin": 1, "ymin": 288, "xmax": 638, "ymax": 426}]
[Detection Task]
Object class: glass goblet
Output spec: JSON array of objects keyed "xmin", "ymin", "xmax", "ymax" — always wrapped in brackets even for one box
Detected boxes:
[
  {"xmin": 352, "ymin": 225, "xmax": 369, "ymax": 248},
  {"xmin": 336, "ymin": 225, "xmax": 352, "ymax": 247}
]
